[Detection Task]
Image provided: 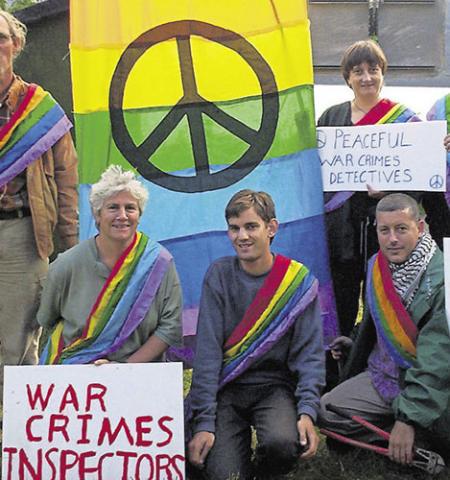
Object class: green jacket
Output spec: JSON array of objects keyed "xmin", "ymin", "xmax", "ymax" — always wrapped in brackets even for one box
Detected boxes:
[{"xmin": 343, "ymin": 249, "xmax": 450, "ymax": 436}]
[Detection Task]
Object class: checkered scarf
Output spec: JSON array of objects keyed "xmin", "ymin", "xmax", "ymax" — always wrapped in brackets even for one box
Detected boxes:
[{"xmin": 389, "ymin": 233, "xmax": 436, "ymax": 308}]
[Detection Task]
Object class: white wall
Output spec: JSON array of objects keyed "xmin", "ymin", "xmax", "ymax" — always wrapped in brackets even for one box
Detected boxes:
[{"xmin": 314, "ymin": 85, "xmax": 449, "ymax": 121}]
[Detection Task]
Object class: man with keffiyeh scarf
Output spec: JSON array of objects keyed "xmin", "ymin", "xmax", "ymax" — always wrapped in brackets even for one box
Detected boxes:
[{"xmin": 319, "ymin": 193, "xmax": 450, "ymax": 466}]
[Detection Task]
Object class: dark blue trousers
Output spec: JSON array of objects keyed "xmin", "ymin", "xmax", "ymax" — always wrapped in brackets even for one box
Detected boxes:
[{"xmin": 200, "ymin": 383, "xmax": 300, "ymax": 480}]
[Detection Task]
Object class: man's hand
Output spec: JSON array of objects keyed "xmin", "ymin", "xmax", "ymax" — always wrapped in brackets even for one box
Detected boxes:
[
  {"xmin": 444, "ymin": 134, "xmax": 450, "ymax": 152},
  {"xmin": 188, "ymin": 431, "xmax": 215, "ymax": 468},
  {"xmin": 329, "ymin": 336, "xmax": 353, "ymax": 361},
  {"xmin": 389, "ymin": 420, "xmax": 415, "ymax": 465},
  {"xmin": 366, "ymin": 184, "xmax": 386, "ymax": 200},
  {"xmin": 297, "ymin": 414, "xmax": 319, "ymax": 459},
  {"xmin": 93, "ymin": 358, "xmax": 111, "ymax": 365}
]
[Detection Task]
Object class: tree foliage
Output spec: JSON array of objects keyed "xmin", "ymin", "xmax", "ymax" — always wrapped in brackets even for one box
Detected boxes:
[{"xmin": 0, "ymin": 0, "xmax": 39, "ymax": 13}]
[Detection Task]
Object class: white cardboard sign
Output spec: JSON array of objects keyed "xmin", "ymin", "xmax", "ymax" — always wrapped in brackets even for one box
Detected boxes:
[
  {"xmin": 2, "ymin": 363, "xmax": 185, "ymax": 480},
  {"xmin": 317, "ymin": 121, "xmax": 447, "ymax": 192}
]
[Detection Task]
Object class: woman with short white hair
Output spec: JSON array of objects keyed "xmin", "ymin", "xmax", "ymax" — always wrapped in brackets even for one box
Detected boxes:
[{"xmin": 38, "ymin": 165, "xmax": 182, "ymax": 364}]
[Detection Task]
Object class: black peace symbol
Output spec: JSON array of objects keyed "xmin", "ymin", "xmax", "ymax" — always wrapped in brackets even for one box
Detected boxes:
[
  {"xmin": 429, "ymin": 174, "xmax": 444, "ymax": 189},
  {"xmin": 316, "ymin": 129, "xmax": 327, "ymax": 149},
  {"xmin": 109, "ymin": 20, "xmax": 280, "ymax": 193}
]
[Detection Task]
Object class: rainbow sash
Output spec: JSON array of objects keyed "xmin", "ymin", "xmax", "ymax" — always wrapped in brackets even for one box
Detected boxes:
[
  {"xmin": 220, "ymin": 255, "xmax": 318, "ymax": 387},
  {"xmin": 325, "ymin": 99, "xmax": 418, "ymax": 212},
  {"xmin": 366, "ymin": 251, "xmax": 418, "ymax": 369},
  {"xmin": 0, "ymin": 83, "xmax": 72, "ymax": 188},
  {"xmin": 355, "ymin": 98, "xmax": 417, "ymax": 126},
  {"xmin": 40, "ymin": 232, "xmax": 172, "ymax": 365}
]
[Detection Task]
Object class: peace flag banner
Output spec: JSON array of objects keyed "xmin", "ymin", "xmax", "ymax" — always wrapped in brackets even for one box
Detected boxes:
[{"xmin": 70, "ymin": 0, "xmax": 338, "ymax": 360}]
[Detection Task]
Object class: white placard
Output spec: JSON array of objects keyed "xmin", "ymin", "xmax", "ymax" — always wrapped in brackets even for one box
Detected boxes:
[
  {"xmin": 317, "ymin": 121, "xmax": 447, "ymax": 192},
  {"xmin": 2, "ymin": 363, "xmax": 185, "ymax": 480},
  {"xmin": 444, "ymin": 238, "xmax": 450, "ymax": 335}
]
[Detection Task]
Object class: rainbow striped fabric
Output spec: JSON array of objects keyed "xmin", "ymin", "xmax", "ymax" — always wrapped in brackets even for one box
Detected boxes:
[
  {"xmin": 40, "ymin": 232, "xmax": 172, "ymax": 365},
  {"xmin": 0, "ymin": 83, "xmax": 72, "ymax": 188},
  {"xmin": 356, "ymin": 98, "xmax": 417, "ymax": 126},
  {"xmin": 325, "ymin": 98, "xmax": 419, "ymax": 213},
  {"xmin": 70, "ymin": 0, "xmax": 337, "ymax": 354},
  {"xmin": 221, "ymin": 254, "xmax": 318, "ymax": 386},
  {"xmin": 427, "ymin": 94, "xmax": 450, "ymax": 207},
  {"xmin": 366, "ymin": 251, "xmax": 418, "ymax": 369}
]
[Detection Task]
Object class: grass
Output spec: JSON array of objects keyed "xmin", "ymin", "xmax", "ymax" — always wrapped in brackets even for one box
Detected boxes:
[
  {"xmin": 184, "ymin": 370, "xmax": 450, "ymax": 480},
  {"xmin": 288, "ymin": 442, "xmax": 449, "ymax": 480},
  {"xmin": 184, "ymin": 429, "xmax": 450, "ymax": 479}
]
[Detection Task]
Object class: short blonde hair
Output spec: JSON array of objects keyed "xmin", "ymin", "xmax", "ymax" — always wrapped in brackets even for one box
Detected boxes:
[
  {"xmin": 89, "ymin": 165, "xmax": 149, "ymax": 216},
  {"xmin": 0, "ymin": 10, "xmax": 27, "ymax": 57}
]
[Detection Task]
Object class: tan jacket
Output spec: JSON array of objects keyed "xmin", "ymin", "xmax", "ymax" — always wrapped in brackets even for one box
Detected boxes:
[{"xmin": 6, "ymin": 77, "xmax": 78, "ymax": 259}]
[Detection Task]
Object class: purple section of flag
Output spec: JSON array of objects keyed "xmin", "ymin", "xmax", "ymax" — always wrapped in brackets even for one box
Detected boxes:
[
  {"xmin": 319, "ymin": 281, "xmax": 340, "ymax": 343},
  {"xmin": 182, "ymin": 307, "xmax": 199, "ymax": 336},
  {"xmin": 324, "ymin": 191, "xmax": 353, "ymax": 213}
]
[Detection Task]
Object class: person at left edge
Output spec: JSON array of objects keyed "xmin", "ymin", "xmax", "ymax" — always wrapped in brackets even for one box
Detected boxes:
[
  {"xmin": 427, "ymin": 93, "xmax": 450, "ymax": 238},
  {"xmin": 425, "ymin": 94, "xmax": 450, "ymax": 245},
  {"xmin": 0, "ymin": 11, "xmax": 77, "ymax": 392},
  {"xmin": 37, "ymin": 166, "xmax": 183, "ymax": 365},
  {"xmin": 187, "ymin": 189, "xmax": 325, "ymax": 480}
]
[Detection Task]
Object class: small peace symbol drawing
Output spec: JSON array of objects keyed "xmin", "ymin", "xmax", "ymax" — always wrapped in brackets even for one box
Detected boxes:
[
  {"xmin": 109, "ymin": 20, "xmax": 280, "ymax": 193},
  {"xmin": 316, "ymin": 130, "xmax": 326, "ymax": 149},
  {"xmin": 429, "ymin": 174, "xmax": 444, "ymax": 189}
]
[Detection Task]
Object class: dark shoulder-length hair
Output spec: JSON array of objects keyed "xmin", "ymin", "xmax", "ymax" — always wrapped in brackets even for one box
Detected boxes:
[{"xmin": 341, "ymin": 40, "xmax": 387, "ymax": 84}]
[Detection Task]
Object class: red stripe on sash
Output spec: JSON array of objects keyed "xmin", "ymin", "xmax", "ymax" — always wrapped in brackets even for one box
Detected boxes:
[
  {"xmin": 0, "ymin": 84, "xmax": 38, "ymax": 140},
  {"xmin": 356, "ymin": 98, "xmax": 397, "ymax": 126},
  {"xmin": 80, "ymin": 233, "xmax": 138, "ymax": 338},
  {"xmin": 377, "ymin": 252, "xmax": 418, "ymax": 342},
  {"xmin": 55, "ymin": 331, "xmax": 66, "ymax": 360},
  {"xmin": 224, "ymin": 255, "xmax": 291, "ymax": 349}
]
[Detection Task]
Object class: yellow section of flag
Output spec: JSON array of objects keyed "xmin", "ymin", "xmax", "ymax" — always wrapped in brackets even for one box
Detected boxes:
[
  {"xmin": 71, "ymin": 0, "xmax": 308, "ymax": 47},
  {"xmin": 70, "ymin": 0, "xmax": 313, "ymax": 113}
]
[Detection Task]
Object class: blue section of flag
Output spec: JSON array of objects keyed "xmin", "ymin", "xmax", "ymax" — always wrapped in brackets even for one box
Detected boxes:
[
  {"xmin": 80, "ymin": 182, "xmax": 329, "ymax": 311},
  {"xmin": 80, "ymin": 148, "xmax": 325, "ymax": 241},
  {"xmin": 430, "ymin": 97, "xmax": 446, "ymax": 120},
  {"xmin": 427, "ymin": 96, "xmax": 450, "ymax": 166},
  {"xmin": 79, "ymin": 146, "xmax": 336, "ymax": 340},
  {"xmin": 161, "ymin": 214, "xmax": 329, "ymax": 310}
]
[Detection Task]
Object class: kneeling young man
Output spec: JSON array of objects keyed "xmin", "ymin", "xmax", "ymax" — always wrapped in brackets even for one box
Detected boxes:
[
  {"xmin": 320, "ymin": 193, "xmax": 450, "ymax": 465},
  {"xmin": 188, "ymin": 189, "xmax": 325, "ymax": 480}
]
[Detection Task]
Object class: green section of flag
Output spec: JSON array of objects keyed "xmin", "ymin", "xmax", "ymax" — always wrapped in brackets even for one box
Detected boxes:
[{"xmin": 77, "ymin": 84, "xmax": 316, "ymax": 183}]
